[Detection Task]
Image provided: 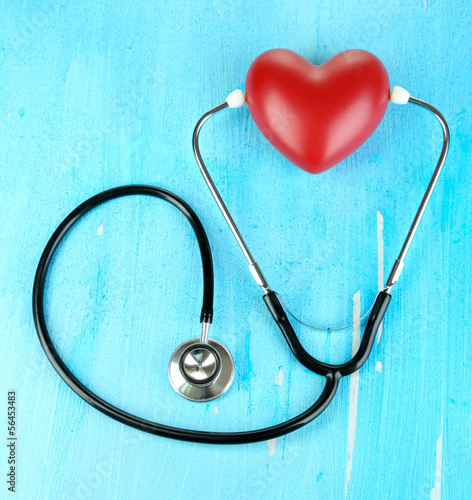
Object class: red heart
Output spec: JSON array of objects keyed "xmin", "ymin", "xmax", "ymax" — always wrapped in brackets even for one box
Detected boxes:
[{"xmin": 245, "ymin": 49, "xmax": 390, "ymax": 174}]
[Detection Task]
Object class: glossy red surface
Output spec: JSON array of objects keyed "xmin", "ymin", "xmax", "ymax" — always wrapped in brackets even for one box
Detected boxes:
[{"xmin": 245, "ymin": 49, "xmax": 390, "ymax": 174}]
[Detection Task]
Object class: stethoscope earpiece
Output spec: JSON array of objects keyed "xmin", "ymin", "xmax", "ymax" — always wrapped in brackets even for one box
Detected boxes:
[{"xmin": 389, "ymin": 85, "xmax": 411, "ymax": 104}]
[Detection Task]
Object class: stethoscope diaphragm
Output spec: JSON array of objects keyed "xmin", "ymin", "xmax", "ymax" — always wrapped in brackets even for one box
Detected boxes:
[{"xmin": 168, "ymin": 337, "xmax": 234, "ymax": 402}]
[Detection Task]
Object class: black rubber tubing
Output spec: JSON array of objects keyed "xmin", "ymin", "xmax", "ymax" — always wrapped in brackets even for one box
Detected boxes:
[{"xmin": 33, "ymin": 185, "xmax": 391, "ymax": 444}]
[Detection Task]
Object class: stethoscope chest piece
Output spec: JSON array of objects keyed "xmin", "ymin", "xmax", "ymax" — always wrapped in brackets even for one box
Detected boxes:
[{"xmin": 168, "ymin": 337, "xmax": 234, "ymax": 402}]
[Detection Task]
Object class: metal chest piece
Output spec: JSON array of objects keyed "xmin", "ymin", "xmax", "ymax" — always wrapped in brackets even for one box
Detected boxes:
[{"xmin": 168, "ymin": 323, "xmax": 234, "ymax": 402}]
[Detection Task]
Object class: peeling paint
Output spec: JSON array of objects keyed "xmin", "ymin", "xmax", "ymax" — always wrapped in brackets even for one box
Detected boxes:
[
  {"xmin": 267, "ymin": 438, "xmax": 277, "ymax": 459},
  {"xmin": 274, "ymin": 367, "xmax": 284, "ymax": 386},
  {"xmin": 97, "ymin": 224, "xmax": 103, "ymax": 236},
  {"xmin": 375, "ymin": 361, "xmax": 382, "ymax": 373},
  {"xmin": 430, "ymin": 429, "xmax": 443, "ymax": 499},
  {"xmin": 377, "ymin": 211, "xmax": 384, "ymax": 344},
  {"xmin": 345, "ymin": 291, "xmax": 361, "ymax": 500}
]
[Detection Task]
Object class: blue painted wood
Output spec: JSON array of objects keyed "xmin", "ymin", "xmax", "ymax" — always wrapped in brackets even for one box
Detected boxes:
[{"xmin": 1, "ymin": 0, "xmax": 471, "ymax": 498}]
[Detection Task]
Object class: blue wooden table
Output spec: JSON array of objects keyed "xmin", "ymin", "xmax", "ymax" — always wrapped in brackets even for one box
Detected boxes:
[{"xmin": 1, "ymin": 0, "xmax": 471, "ymax": 498}]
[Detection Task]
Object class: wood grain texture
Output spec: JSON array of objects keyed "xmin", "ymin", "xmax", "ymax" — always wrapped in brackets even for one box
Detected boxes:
[{"xmin": 1, "ymin": 0, "xmax": 471, "ymax": 498}]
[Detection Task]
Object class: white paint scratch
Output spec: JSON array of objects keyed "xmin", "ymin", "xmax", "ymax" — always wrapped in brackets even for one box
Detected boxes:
[
  {"xmin": 7, "ymin": 113, "xmax": 11, "ymax": 118},
  {"xmin": 267, "ymin": 438, "xmax": 277, "ymax": 459},
  {"xmin": 213, "ymin": 406, "xmax": 218, "ymax": 415},
  {"xmin": 97, "ymin": 224, "xmax": 103, "ymax": 236},
  {"xmin": 430, "ymin": 429, "xmax": 443, "ymax": 500},
  {"xmin": 375, "ymin": 361, "xmax": 383, "ymax": 374},
  {"xmin": 424, "ymin": 0, "xmax": 427, "ymax": 11},
  {"xmin": 274, "ymin": 367, "xmax": 284, "ymax": 386},
  {"xmin": 377, "ymin": 211, "xmax": 384, "ymax": 344},
  {"xmin": 345, "ymin": 291, "xmax": 361, "ymax": 500}
]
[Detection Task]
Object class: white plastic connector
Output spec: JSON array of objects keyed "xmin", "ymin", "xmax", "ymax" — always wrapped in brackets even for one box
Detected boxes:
[
  {"xmin": 390, "ymin": 86, "xmax": 411, "ymax": 105},
  {"xmin": 226, "ymin": 89, "xmax": 246, "ymax": 108}
]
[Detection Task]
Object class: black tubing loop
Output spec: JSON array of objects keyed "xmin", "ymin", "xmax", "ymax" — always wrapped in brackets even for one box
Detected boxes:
[
  {"xmin": 32, "ymin": 185, "xmax": 340, "ymax": 444},
  {"xmin": 33, "ymin": 185, "xmax": 214, "ymax": 325},
  {"xmin": 263, "ymin": 291, "xmax": 391, "ymax": 377}
]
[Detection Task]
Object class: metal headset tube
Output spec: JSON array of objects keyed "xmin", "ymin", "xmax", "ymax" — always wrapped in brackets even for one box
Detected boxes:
[
  {"xmin": 193, "ymin": 102, "xmax": 271, "ymax": 293},
  {"xmin": 385, "ymin": 96, "xmax": 450, "ymax": 290},
  {"xmin": 193, "ymin": 95, "xmax": 450, "ymax": 296}
]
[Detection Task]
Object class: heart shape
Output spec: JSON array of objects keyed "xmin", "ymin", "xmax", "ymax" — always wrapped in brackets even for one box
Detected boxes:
[{"xmin": 245, "ymin": 49, "xmax": 390, "ymax": 174}]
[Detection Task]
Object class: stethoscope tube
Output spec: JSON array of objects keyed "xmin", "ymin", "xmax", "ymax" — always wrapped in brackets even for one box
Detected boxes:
[
  {"xmin": 263, "ymin": 291, "xmax": 391, "ymax": 377},
  {"xmin": 33, "ymin": 91, "xmax": 449, "ymax": 445},
  {"xmin": 32, "ymin": 184, "xmax": 387, "ymax": 444}
]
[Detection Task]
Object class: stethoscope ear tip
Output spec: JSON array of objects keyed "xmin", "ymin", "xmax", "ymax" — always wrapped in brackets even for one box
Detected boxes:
[
  {"xmin": 390, "ymin": 86, "xmax": 410, "ymax": 105},
  {"xmin": 226, "ymin": 89, "xmax": 247, "ymax": 108}
]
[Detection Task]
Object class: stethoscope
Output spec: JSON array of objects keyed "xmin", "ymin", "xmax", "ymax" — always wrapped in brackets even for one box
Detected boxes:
[{"xmin": 33, "ymin": 83, "xmax": 449, "ymax": 444}]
